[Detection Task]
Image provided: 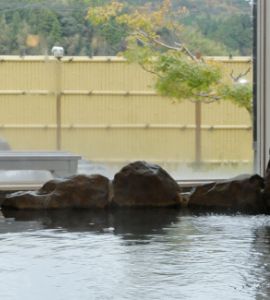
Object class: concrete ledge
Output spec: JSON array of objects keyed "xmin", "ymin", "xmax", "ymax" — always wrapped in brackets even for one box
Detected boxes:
[{"xmin": 0, "ymin": 151, "xmax": 81, "ymax": 177}]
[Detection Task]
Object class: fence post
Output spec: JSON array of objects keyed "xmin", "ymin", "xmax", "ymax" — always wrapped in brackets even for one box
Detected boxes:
[
  {"xmin": 55, "ymin": 59, "xmax": 62, "ymax": 150},
  {"xmin": 195, "ymin": 101, "xmax": 202, "ymax": 165}
]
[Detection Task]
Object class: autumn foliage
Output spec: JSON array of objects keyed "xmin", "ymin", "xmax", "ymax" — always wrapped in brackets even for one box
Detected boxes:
[{"xmin": 87, "ymin": 0, "xmax": 252, "ymax": 113}]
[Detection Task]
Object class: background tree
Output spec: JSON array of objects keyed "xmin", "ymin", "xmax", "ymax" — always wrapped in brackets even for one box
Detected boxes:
[
  {"xmin": 0, "ymin": 0, "xmax": 253, "ymax": 56},
  {"xmin": 87, "ymin": 0, "xmax": 253, "ymax": 114}
]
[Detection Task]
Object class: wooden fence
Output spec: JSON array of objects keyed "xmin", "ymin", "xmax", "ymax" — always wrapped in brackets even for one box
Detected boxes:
[{"xmin": 0, "ymin": 56, "xmax": 253, "ymax": 171}]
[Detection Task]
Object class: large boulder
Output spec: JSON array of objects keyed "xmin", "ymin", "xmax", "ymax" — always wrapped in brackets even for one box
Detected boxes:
[
  {"xmin": 111, "ymin": 161, "xmax": 182, "ymax": 207},
  {"xmin": 189, "ymin": 174, "xmax": 265, "ymax": 213},
  {"xmin": 2, "ymin": 174, "xmax": 110, "ymax": 210}
]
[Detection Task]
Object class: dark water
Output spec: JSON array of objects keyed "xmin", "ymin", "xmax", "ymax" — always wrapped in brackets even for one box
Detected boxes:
[{"xmin": 0, "ymin": 208, "xmax": 270, "ymax": 300}]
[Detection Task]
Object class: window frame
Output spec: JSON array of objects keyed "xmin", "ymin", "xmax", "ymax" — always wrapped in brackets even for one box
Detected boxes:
[{"xmin": 255, "ymin": 0, "xmax": 270, "ymax": 175}]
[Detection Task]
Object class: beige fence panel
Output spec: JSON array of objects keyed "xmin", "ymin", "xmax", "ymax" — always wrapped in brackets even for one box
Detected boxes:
[{"xmin": 0, "ymin": 56, "xmax": 253, "ymax": 172}]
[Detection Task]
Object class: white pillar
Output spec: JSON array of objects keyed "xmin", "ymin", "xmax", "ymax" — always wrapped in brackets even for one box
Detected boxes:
[{"xmin": 255, "ymin": 0, "xmax": 270, "ymax": 175}]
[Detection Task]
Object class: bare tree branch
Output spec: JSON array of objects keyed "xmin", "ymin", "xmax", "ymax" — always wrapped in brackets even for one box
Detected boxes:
[
  {"xmin": 195, "ymin": 93, "xmax": 221, "ymax": 103},
  {"xmin": 174, "ymin": 42, "xmax": 197, "ymax": 61},
  {"xmin": 230, "ymin": 67, "xmax": 251, "ymax": 82},
  {"xmin": 138, "ymin": 62, "xmax": 162, "ymax": 78},
  {"xmin": 136, "ymin": 30, "xmax": 198, "ymax": 61}
]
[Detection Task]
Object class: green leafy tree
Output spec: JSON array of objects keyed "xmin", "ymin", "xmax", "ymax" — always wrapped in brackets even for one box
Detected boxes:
[
  {"xmin": 87, "ymin": 0, "xmax": 252, "ymax": 113},
  {"xmin": 0, "ymin": 16, "xmax": 11, "ymax": 54},
  {"xmin": 213, "ymin": 14, "xmax": 253, "ymax": 56}
]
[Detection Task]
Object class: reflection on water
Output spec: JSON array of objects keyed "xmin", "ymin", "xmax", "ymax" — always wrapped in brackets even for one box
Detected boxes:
[{"xmin": 0, "ymin": 208, "xmax": 270, "ymax": 300}]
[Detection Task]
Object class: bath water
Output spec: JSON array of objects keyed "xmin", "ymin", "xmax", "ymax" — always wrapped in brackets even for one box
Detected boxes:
[{"xmin": 0, "ymin": 209, "xmax": 269, "ymax": 300}]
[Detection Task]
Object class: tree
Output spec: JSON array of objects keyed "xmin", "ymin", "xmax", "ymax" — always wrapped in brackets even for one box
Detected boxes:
[
  {"xmin": 0, "ymin": 0, "xmax": 252, "ymax": 56},
  {"xmin": 213, "ymin": 14, "xmax": 253, "ymax": 56},
  {"xmin": 87, "ymin": 0, "xmax": 252, "ymax": 114},
  {"xmin": 0, "ymin": 16, "xmax": 11, "ymax": 54}
]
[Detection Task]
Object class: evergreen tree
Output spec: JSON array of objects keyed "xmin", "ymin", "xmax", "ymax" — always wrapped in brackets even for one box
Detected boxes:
[{"xmin": 0, "ymin": 0, "xmax": 253, "ymax": 56}]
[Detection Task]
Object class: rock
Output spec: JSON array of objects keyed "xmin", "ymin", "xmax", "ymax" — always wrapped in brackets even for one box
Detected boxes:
[
  {"xmin": 189, "ymin": 174, "xmax": 265, "ymax": 213},
  {"xmin": 2, "ymin": 174, "xmax": 110, "ymax": 210},
  {"xmin": 0, "ymin": 191, "xmax": 8, "ymax": 206},
  {"xmin": 263, "ymin": 159, "xmax": 270, "ymax": 208},
  {"xmin": 2, "ymin": 191, "xmax": 48, "ymax": 210},
  {"xmin": 112, "ymin": 161, "xmax": 182, "ymax": 207}
]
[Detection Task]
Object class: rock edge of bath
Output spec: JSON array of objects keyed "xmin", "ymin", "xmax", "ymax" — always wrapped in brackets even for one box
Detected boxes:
[{"xmin": 1, "ymin": 160, "xmax": 270, "ymax": 214}]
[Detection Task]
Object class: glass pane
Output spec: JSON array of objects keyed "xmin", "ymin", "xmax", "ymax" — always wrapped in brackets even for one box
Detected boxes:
[{"xmin": 0, "ymin": 0, "xmax": 254, "ymax": 180}]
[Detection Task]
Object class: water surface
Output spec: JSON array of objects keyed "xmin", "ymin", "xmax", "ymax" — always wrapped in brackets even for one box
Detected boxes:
[{"xmin": 0, "ymin": 209, "xmax": 269, "ymax": 300}]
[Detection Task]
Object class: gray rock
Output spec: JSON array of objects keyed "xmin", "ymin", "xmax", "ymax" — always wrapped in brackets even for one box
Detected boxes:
[
  {"xmin": 263, "ymin": 159, "xmax": 270, "ymax": 209},
  {"xmin": 112, "ymin": 161, "xmax": 182, "ymax": 207},
  {"xmin": 189, "ymin": 174, "xmax": 265, "ymax": 213},
  {"xmin": 2, "ymin": 174, "xmax": 110, "ymax": 210}
]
